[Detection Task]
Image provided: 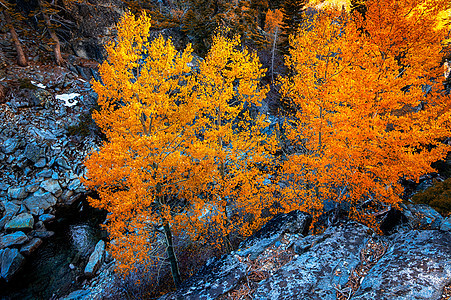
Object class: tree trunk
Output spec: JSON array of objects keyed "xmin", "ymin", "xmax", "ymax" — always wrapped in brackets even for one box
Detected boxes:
[
  {"xmin": 3, "ymin": 10, "xmax": 28, "ymax": 67},
  {"xmin": 163, "ymin": 221, "xmax": 182, "ymax": 289},
  {"xmin": 38, "ymin": 0, "xmax": 64, "ymax": 66}
]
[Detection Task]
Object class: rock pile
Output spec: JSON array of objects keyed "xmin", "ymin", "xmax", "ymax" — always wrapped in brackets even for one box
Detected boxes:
[{"xmin": 0, "ymin": 60, "xmax": 101, "ymax": 282}]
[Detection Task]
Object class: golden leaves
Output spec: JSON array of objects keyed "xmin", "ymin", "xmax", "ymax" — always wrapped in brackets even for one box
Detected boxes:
[
  {"xmin": 280, "ymin": 0, "xmax": 451, "ymax": 229},
  {"xmin": 83, "ymin": 12, "xmax": 276, "ymax": 277}
]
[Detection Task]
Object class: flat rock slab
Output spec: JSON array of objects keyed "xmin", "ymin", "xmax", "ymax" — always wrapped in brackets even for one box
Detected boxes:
[
  {"xmin": 23, "ymin": 191, "xmax": 57, "ymax": 215},
  {"xmin": 20, "ymin": 238, "xmax": 42, "ymax": 256},
  {"xmin": 40, "ymin": 179, "xmax": 63, "ymax": 197},
  {"xmin": 352, "ymin": 230, "xmax": 451, "ymax": 300},
  {"xmin": 84, "ymin": 240, "xmax": 105, "ymax": 277},
  {"xmin": 160, "ymin": 254, "xmax": 248, "ymax": 300},
  {"xmin": 0, "ymin": 248, "xmax": 25, "ymax": 282},
  {"xmin": 4, "ymin": 213, "xmax": 34, "ymax": 231},
  {"xmin": 0, "ymin": 231, "xmax": 29, "ymax": 249}
]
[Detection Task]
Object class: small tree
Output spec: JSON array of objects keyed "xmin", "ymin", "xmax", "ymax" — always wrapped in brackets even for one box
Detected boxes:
[
  {"xmin": 279, "ymin": 0, "xmax": 451, "ymax": 228},
  {"xmin": 84, "ymin": 12, "xmax": 274, "ymax": 288}
]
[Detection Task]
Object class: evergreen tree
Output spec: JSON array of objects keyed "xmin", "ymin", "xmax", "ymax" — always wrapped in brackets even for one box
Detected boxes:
[{"xmin": 280, "ymin": 0, "xmax": 308, "ymax": 53}]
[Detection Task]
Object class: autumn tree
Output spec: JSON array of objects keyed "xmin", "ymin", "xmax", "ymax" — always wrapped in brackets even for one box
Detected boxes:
[
  {"xmin": 83, "ymin": 12, "xmax": 274, "ymax": 288},
  {"xmin": 279, "ymin": 0, "xmax": 451, "ymax": 228}
]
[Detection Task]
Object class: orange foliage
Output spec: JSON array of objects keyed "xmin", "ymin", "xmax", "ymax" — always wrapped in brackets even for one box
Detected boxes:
[
  {"xmin": 264, "ymin": 9, "xmax": 283, "ymax": 39},
  {"xmin": 83, "ymin": 12, "xmax": 275, "ymax": 283},
  {"xmin": 279, "ymin": 0, "xmax": 451, "ymax": 228}
]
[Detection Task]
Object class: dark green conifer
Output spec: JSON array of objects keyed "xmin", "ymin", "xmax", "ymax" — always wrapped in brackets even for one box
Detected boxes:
[{"xmin": 280, "ymin": 0, "xmax": 308, "ymax": 53}]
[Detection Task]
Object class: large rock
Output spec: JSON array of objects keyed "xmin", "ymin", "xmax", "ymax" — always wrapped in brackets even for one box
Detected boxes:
[
  {"xmin": 353, "ymin": 230, "xmax": 451, "ymax": 300},
  {"xmin": 7, "ymin": 187, "xmax": 28, "ymax": 200},
  {"xmin": 0, "ymin": 248, "xmax": 25, "ymax": 282},
  {"xmin": 0, "ymin": 201, "xmax": 20, "ymax": 230},
  {"xmin": 20, "ymin": 238, "xmax": 42, "ymax": 256},
  {"xmin": 23, "ymin": 190, "xmax": 57, "ymax": 215},
  {"xmin": 161, "ymin": 211, "xmax": 312, "ymax": 300},
  {"xmin": 253, "ymin": 222, "xmax": 369, "ymax": 299},
  {"xmin": 0, "ymin": 231, "xmax": 29, "ymax": 249},
  {"xmin": 2, "ymin": 137, "xmax": 19, "ymax": 154},
  {"xmin": 4, "ymin": 213, "xmax": 34, "ymax": 231},
  {"xmin": 238, "ymin": 210, "xmax": 311, "ymax": 260},
  {"xmin": 84, "ymin": 240, "xmax": 105, "ymax": 277},
  {"xmin": 24, "ymin": 142, "xmax": 45, "ymax": 163},
  {"xmin": 40, "ymin": 179, "xmax": 63, "ymax": 197},
  {"xmin": 403, "ymin": 204, "xmax": 444, "ymax": 229}
]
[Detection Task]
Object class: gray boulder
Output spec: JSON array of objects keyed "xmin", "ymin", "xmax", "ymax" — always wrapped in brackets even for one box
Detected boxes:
[
  {"xmin": 84, "ymin": 240, "xmax": 105, "ymax": 277},
  {"xmin": 23, "ymin": 190, "xmax": 57, "ymax": 215},
  {"xmin": 238, "ymin": 210, "xmax": 311, "ymax": 260},
  {"xmin": 0, "ymin": 231, "xmax": 29, "ymax": 249},
  {"xmin": 403, "ymin": 204, "xmax": 444, "ymax": 229},
  {"xmin": 0, "ymin": 248, "xmax": 25, "ymax": 281},
  {"xmin": 159, "ymin": 214, "xmax": 451, "ymax": 300}
]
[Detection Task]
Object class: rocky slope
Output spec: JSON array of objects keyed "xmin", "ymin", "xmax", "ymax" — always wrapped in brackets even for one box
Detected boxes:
[{"xmin": 158, "ymin": 207, "xmax": 451, "ymax": 300}]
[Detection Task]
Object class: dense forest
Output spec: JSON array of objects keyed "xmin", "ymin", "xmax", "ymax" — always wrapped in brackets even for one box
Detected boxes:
[{"xmin": 1, "ymin": 0, "xmax": 451, "ymax": 298}]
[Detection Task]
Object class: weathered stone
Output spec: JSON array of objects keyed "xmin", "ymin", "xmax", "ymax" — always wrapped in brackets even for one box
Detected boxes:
[
  {"xmin": 7, "ymin": 187, "xmax": 28, "ymax": 200},
  {"xmin": 353, "ymin": 230, "xmax": 451, "ymax": 300},
  {"xmin": 84, "ymin": 240, "xmax": 105, "ymax": 277},
  {"xmin": 4, "ymin": 213, "xmax": 34, "ymax": 231},
  {"xmin": 253, "ymin": 223, "xmax": 369, "ymax": 300},
  {"xmin": 0, "ymin": 248, "xmax": 25, "ymax": 282},
  {"xmin": 23, "ymin": 191, "xmax": 57, "ymax": 215},
  {"xmin": 0, "ymin": 231, "xmax": 29, "ymax": 249},
  {"xmin": 62, "ymin": 289, "xmax": 90, "ymax": 300},
  {"xmin": 56, "ymin": 157, "xmax": 71, "ymax": 170},
  {"xmin": 39, "ymin": 214, "xmax": 55, "ymax": 223},
  {"xmin": 34, "ymin": 157, "xmax": 47, "ymax": 168},
  {"xmin": 24, "ymin": 142, "xmax": 45, "ymax": 163},
  {"xmin": 40, "ymin": 179, "xmax": 62, "ymax": 196},
  {"xmin": 20, "ymin": 238, "xmax": 42, "ymax": 256},
  {"xmin": 60, "ymin": 189, "xmax": 74, "ymax": 203},
  {"xmin": 36, "ymin": 169, "xmax": 53, "ymax": 178},
  {"xmin": 441, "ymin": 217, "xmax": 451, "ymax": 231},
  {"xmin": 30, "ymin": 88, "xmax": 52, "ymax": 107},
  {"xmin": 403, "ymin": 204, "xmax": 444, "ymax": 229},
  {"xmin": 32, "ymin": 230, "xmax": 54, "ymax": 239},
  {"xmin": 2, "ymin": 138, "xmax": 19, "ymax": 154},
  {"xmin": 67, "ymin": 178, "xmax": 81, "ymax": 191},
  {"xmin": 238, "ymin": 210, "xmax": 312, "ymax": 260},
  {"xmin": 0, "ymin": 216, "xmax": 11, "ymax": 231},
  {"xmin": 25, "ymin": 183, "xmax": 40, "ymax": 193},
  {"xmin": 2, "ymin": 201, "xmax": 19, "ymax": 218}
]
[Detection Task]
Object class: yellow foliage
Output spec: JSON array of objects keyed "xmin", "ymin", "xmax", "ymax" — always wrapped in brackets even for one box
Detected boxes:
[{"xmin": 83, "ymin": 12, "xmax": 276, "ymax": 280}]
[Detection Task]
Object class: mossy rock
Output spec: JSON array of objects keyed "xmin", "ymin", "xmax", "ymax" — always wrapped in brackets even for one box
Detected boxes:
[{"xmin": 412, "ymin": 178, "xmax": 451, "ymax": 217}]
